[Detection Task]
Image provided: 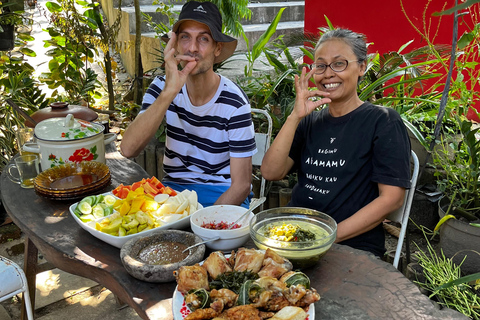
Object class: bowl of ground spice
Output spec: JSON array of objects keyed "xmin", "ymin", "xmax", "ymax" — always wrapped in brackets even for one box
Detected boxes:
[{"xmin": 120, "ymin": 230, "xmax": 205, "ymax": 282}]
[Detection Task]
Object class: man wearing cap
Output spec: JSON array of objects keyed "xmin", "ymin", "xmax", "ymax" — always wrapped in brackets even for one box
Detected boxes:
[{"xmin": 121, "ymin": 1, "xmax": 257, "ymax": 208}]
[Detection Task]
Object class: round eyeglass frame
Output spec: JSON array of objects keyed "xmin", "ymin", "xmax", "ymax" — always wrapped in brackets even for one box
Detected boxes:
[{"xmin": 310, "ymin": 60, "xmax": 359, "ymax": 75}]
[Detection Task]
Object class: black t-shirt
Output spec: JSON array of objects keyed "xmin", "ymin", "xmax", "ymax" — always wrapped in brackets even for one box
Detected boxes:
[{"xmin": 288, "ymin": 102, "xmax": 411, "ymax": 256}]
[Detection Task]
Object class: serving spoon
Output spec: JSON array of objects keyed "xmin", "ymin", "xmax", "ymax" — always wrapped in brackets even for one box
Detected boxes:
[
  {"xmin": 182, "ymin": 236, "xmax": 220, "ymax": 253},
  {"xmin": 227, "ymin": 196, "xmax": 266, "ymax": 230}
]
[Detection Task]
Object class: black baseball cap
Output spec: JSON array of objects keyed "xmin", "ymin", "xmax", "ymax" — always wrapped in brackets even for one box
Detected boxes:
[{"xmin": 161, "ymin": 1, "xmax": 237, "ymax": 63}]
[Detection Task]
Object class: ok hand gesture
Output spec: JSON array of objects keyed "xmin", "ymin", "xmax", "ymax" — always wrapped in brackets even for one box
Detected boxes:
[
  {"xmin": 292, "ymin": 67, "xmax": 331, "ymax": 120},
  {"xmin": 162, "ymin": 32, "xmax": 197, "ymax": 95}
]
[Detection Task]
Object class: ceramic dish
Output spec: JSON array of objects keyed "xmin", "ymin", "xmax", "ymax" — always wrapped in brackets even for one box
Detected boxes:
[
  {"xmin": 34, "ymin": 174, "xmax": 111, "ymax": 196},
  {"xmin": 189, "ymin": 205, "xmax": 253, "ymax": 251},
  {"xmin": 36, "ymin": 177, "xmax": 111, "ymax": 200},
  {"xmin": 172, "ymin": 290, "xmax": 314, "ymax": 319},
  {"xmin": 120, "ymin": 230, "xmax": 205, "ymax": 283},
  {"xmin": 35, "ymin": 161, "xmax": 110, "ymax": 191},
  {"xmin": 171, "ymin": 255, "xmax": 315, "ymax": 320},
  {"xmin": 69, "ymin": 194, "xmax": 203, "ymax": 248}
]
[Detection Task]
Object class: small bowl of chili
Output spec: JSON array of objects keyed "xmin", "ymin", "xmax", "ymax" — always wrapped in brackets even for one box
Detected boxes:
[
  {"xmin": 190, "ymin": 205, "xmax": 253, "ymax": 251},
  {"xmin": 120, "ymin": 230, "xmax": 205, "ymax": 282}
]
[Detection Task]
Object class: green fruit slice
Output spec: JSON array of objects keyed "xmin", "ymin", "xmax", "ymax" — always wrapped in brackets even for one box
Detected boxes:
[
  {"xmin": 80, "ymin": 214, "xmax": 95, "ymax": 222},
  {"xmin": 80, "ymin": 196, "xmax": 95, "ymax": 206},
  {"xmin": 95, "ymin": 194, "xmax": 104, "ymax": 205},
  {"xmin": 92, "ymin": 204, "xmax": 105, "ymax": 219},
  {"xmin": 103, "ymin": 195, "xmax": 116, "ymax": 206},
  {"xmin": 101, "ymin": 204, "xmax": 113, "ymax": 216},
  {"xmin": 78, "ymin": 201, "xmax": 92, "ymax": 215}
]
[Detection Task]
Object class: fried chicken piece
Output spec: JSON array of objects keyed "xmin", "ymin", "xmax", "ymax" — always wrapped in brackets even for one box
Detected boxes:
[
  {"xmin": 250, "ymin": 290, "xmax": 272, "ymax": 308},
  {"xmin": 203, "ymin": 252, "xmax": 233, "ymax": 279},
  {"xmin": 295, "ymin": 288, "xmax": 320, "ymax": 307},
  {"xmin": 233, "ymin": 248, "xmax": 265, "ymax": 273},
  {"xmin": 210, "ymin": 288, "xmax": 238, "ymax": 312},
  {"xmin": 184, "ymin": 308, "xmax": 220, "ymax": 320},
  {"xmin": 185, "ymin": 292, "xmax": 205, "ymax": 311},
  {"xmin": 283, "ymin": 284, "xmax": 307, "ymax": 305},
  {"xmin": 258, "ymin": 248, "xmax": 293, "ymax": 279},
  {"xmin": 255, "ymin": 276, "xmax": 288, "ymax": 293},
  {"xmin": 174, "ymin": 264, "xmax": 209, "ymax": 294},
  {"xmin": 278, "ymin": 271, "xmax": 295, "ymax": 283},
  {"xmin": 218, "ymin": 304, "xmax": 262, "ymax": 320},
  {"xmin": 263, "ymin": 295, "xmax": 291, "ymax": 312}
]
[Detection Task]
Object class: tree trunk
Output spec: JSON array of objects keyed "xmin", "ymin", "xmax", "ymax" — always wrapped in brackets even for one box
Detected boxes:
[
  {"xmin": 133, "ymin": 0, "xmax": 143, "ymax": 104},
  {"xmin": 93, "ymin": 4, "xmax": 115, "ymax": 111}
]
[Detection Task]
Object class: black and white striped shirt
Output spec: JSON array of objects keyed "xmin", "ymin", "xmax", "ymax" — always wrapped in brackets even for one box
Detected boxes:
[{"xmin": 140, "ymin": 75, "xmax": 257, "ymax": 185}]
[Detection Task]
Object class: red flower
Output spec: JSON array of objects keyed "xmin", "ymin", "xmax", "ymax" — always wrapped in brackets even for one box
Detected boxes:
[
  {"xmin": 61, "ymin": 132, "xmax": 66, "ymax": 138},
  {"xmin": 69, "ymin": 148, "xmax": 94, "ymax": 163},
  {"xmin": 48, "ymin": 154, "xmax": 56, "ymax": 160}
]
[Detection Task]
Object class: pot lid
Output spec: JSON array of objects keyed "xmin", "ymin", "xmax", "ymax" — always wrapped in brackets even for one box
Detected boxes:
[
  {"xmin": 34, "ymin": 114, "xmax": 104, "ymax": 141},
  {"xmin": 26, "ymin": 102, "xmax": 98, "ymax": 128}
]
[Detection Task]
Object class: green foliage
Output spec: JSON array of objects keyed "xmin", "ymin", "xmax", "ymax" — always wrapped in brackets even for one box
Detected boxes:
[
  {"xmin": 243, "ymin": 7, "xmax": 285, "ymax": 77},
  {"xmin": 200, "ymin": 0, "xmax": 250, "ymax": 37},
  {"xmin": 40, "ymin": 0, "xmax": 102, "ymax": 104},
  {"xmin": 434, "ymin": 0, "xmax": 480, "ymax": 16},
  {"xmin": 0, "ymin": 1, "xmax": 24, "ymax": 28},
  {"xmin": 0, "ymin": 7, "xmax": 49, "ymax": 171},
  {"xmin": 414, "ymin": 234, "xmax": 480, "ymax": 319},
  {"xmin": 433, "ymin": 118, "xmax": 480, "ymax": 221}
]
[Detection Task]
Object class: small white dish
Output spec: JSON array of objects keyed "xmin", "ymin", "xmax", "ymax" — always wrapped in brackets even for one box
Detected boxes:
[{"xmin": 189, "ymin": 205, "xmax": 253, "ymax": 251}]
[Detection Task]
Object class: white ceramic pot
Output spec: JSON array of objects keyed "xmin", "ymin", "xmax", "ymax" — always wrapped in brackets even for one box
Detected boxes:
[{"xmin": 23, "ymin": 114, "xmax": 117, "ymax": 170}]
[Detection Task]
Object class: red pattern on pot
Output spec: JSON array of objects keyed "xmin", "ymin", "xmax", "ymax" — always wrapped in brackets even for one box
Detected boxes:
[{"xmin": 23, "ymin": 114, "xmax": 116, "ymax": 170}]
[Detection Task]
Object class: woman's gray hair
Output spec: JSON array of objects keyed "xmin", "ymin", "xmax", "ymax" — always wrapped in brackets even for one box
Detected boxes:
[{"xmin": 315, "ymin": 29, "xmax": 367, "ymax": 62}]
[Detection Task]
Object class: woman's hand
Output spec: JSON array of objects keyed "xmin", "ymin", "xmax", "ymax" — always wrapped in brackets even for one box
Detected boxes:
[
  {"xmin": 292, "ymin": 67, "xmax": 331, "ymax": 120},
  {"xmin": 162, "ymin": 32, "xmax": 197, "ymax": 95}
]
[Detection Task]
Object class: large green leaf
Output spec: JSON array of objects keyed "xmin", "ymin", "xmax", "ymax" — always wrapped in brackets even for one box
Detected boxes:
[
  {"xmin": 433, "ymin": 0, "xmax": 480, "ymax": 16},
  {"xmin": 45, "ymin": 1, "xmax": 62, "ymax": 13},
  {"xmin": 251, "ymin": 7, "xmax": 285, "ymax": 62}
]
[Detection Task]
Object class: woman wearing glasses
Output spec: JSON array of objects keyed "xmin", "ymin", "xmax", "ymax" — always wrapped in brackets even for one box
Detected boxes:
[{"xmin": 261, "ymin": 29, "xmax": 411, "ymax": 257}]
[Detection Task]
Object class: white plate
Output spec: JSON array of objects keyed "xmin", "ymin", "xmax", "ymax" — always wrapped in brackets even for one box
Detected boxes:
[
  {"xmin": 172, "ymin": 288, "xmax": 315, "ymax": 320},
  {"xmin": 171, "ymin": 254, "xmax": 315, "ymax": 319},
  {"xmin": 69, "ymin": 192, "xmax": 203, "ymax": 248}
]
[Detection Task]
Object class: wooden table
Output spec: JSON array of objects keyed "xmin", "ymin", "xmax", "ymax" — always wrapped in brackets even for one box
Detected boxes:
[{"xmin": 1, "ymin": 145, "xmax": 467, "ymax": 320}]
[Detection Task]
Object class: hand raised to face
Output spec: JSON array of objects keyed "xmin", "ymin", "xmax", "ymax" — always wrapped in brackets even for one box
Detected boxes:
[
  {"xmin": 162, "ymin": 32, "xmax": 198, "ymax": 95},
  {"xmin": 293, "ymin": 67, "xmax": 331, "ymax": 120}
]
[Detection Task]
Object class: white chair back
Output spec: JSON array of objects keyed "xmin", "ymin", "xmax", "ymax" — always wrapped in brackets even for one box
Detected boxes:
[
  {"xmin": 0, "ymin": 255, "xmax": 34, "ymax": 319},
  {"xmin": 251, "ymin": 108, "xmax": 273, "ymax": 211},
  {"xmin": 387, "ymin": 150, "xmax": 420, "ymax": 270}
]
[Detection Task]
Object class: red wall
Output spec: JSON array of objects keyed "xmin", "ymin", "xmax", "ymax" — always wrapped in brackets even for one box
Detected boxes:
[{"xmin": 304, "ymin": 0, "xmax": 479, "ymax": 120}]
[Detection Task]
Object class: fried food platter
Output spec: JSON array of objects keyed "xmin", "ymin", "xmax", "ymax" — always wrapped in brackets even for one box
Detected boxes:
[{"xmin": 172, "ymin": 248, "xmax": 317, "ymax": 320}]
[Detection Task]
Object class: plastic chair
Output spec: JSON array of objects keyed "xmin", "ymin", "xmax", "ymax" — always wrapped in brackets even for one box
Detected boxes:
[
  {"xmin": 251, "ymin": 108, "xmax": 272, "ymax": 211},
  {"xmin": 0, "ymin": 256, "xmax": 34, "ymax": 320},
  {"xmin": 386, "ymin": 150, "xmax": 419, "ymax": 270}
]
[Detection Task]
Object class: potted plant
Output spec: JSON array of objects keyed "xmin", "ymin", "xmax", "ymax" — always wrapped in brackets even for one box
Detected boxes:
[
  {"xmin": 433, "ymin": 117, "xmax": 480, "ymax": 275},
  {"xmin": 0, "ymin": 0, "xmax": 27, "ymax": 51}
]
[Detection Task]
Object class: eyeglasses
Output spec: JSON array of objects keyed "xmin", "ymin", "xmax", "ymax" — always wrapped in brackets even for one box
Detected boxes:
[{"xmin": 310, "ymin": 60, "xmax": 359, "ymax": 75}]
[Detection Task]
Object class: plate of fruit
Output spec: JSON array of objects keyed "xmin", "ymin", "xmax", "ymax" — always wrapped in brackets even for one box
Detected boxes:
[{"xmin": 70, "ymin": 177, "xmax": 202, "ymax": 248}]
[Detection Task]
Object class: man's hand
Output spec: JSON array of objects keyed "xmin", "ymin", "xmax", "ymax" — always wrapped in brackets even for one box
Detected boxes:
[{"xmin": 163, "ymin": 32, "xmax": 197, "ymax": 95}]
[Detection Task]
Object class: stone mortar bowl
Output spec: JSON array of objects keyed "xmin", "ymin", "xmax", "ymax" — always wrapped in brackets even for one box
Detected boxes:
[{"xmin": 120, "ymin": 230, "xmax": 205, "ymax": 282}]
